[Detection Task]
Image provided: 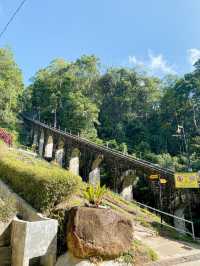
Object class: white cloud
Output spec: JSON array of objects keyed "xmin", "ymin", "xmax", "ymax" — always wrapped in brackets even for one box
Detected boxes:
[
  {"xmin": 128, "ymin": 51, "xmax": 176, "ymax": 76},
  {"xmin": 128, "ymin": 56, "xmax": 137, "ymax": 65},
  {"xmin": 128, "ymin": 56, "xmax": 144, "ymax": 66},
  {"xmin": 187, "ymin": 48, "xmax": 200, "ymax": 66},
  {"xmin": 148, "ymin": 51, "xmax": 176, "ymax": 75}
]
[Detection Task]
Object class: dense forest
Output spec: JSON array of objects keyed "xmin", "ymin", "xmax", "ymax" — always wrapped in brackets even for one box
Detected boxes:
[{"xmin": 1, "ymin": 47, "xmax": 200, "ymax": 172}]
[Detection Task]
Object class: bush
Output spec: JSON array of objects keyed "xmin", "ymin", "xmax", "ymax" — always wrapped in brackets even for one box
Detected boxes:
[
  {"xmin": 83, "ymin": 184, "xmax": 107, "ymax": 207},
  {"xmin": 0, "ymin": 143, "xmax": 82, "ymax": 213}
]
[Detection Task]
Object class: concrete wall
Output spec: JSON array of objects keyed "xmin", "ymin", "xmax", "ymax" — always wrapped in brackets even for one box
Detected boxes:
[
  {"xmin": 0, "ymin": 220, "xmax": 12, "ymax": 266},
  {"xmin": 0, "ymin": 180, "xmax": 58, "ymax": 266},
  {"xmin": 12, "ymin": 217, "xmax": 57, "ymax": 266}
]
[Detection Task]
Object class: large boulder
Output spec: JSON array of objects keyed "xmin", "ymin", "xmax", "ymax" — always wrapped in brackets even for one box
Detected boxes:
[{"xmin": 67, "ymin": 207, "xmax": 133, "ymax": 259}]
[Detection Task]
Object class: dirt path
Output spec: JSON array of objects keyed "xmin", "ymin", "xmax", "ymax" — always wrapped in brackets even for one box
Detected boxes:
[{"xmin": 133, "ymin": 222, "xmax": 200, "ymax": 265}]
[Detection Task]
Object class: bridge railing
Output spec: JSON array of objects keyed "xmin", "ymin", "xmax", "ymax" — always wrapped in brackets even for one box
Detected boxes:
[
  {"xmin": 23, "ymin": 115, "xmax": 174, "ymax": 178},
  {"xmin": 133, "ymin": 200, "xmax": 195, "ymax": 240}
]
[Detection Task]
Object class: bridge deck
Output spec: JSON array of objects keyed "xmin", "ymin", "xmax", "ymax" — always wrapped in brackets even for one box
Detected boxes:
[{"xmin": 22, "ymin": 115, "xmax": 174, "ymax": 179}]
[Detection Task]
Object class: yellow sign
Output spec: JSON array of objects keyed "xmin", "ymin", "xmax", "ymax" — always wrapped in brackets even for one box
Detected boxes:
[
  {"xmin": 160, "ymin": 178, "xmax": 167, "ymax": 184},
  {"xmin": 175, "ymin": 172, "xmax": 199, "ymax": 188},
  {"xmin": 149, "ymin": 174, "xmax": 159, "ymax": 180}
]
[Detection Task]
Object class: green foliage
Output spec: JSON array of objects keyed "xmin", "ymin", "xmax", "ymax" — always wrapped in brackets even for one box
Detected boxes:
[
  {"xmin": 118, "ymin": 240, "xmax": 158, "ymax": 265},
  {"xmin": 83, "ymin": 184, "xmax": 107, "ymax": 207},
  {"xmin": 0, "ymin": 143, "xmax": 82, "ymax": 213},
  {"xmin": 0, "ymin": 197, "xmax": 16, "ymax": 222},
  {"xmin": 23, "ymin": 56, "xmax": 100, "ymax": 140},
  {"xmin": 21, "ymin": 54, "xmax": 200, "ymax": 173},
  {"xmin": 132, "ymin": 239, "xmax": 158, "ymax": 262},
  {"xmin": 119, "ymin": 250, "xmax": 134, "ymax": 265},
  {"xmin": 98, "ymin": 68, "xmax": 161, "ymax": 147},
  {"xmin": 0, "ymin": 48, "xmax": 23, "ymax": 127}
]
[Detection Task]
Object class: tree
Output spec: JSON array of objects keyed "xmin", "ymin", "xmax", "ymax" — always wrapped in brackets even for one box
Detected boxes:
[
  {"xmin": 159, "ymin": 62, "xmax": 200, "ymax": 155},
  {"xmin": 97, "ymin": 68, "xmax": 161, "ymax": 152},
  {"xmin": 0, "ymin": 48, "xmax": 23, "ymax": 126},
  {"xmin": 24, "ymin": 55, "xmax": 100, "ymax": 140}
]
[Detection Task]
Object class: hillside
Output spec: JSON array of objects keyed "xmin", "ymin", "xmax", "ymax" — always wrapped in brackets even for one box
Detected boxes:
[{"xmin": 0, "ymin": 143, "xmax": 199, "ymax": 265}]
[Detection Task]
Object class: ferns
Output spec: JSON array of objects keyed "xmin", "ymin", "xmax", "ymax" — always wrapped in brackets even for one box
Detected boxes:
[{"xmin": 83, "ymin": 184, "xmax": 107, "ymax": 207}]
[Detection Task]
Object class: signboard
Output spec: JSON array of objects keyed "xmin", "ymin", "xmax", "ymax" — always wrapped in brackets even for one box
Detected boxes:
[
  {"xmin": 175, "ymin": 172, "xmax": 199, "ymax": 188},
  {"xmin": 149, "ymin": 174, "xmax": 159, "ymax": 180},
  {"xmin": 160, "ymin": 178, "xmax": 167, "ymax": 184}
]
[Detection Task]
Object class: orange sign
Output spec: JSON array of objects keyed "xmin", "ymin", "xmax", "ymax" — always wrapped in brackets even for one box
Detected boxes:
[{"xmin": 149, "ymin": 174, "xmax": 159, "ymax": 180}]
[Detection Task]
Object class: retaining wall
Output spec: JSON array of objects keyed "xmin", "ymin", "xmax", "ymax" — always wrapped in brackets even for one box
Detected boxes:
[{"xmin": 0, "ymin": 180, "xmax": 58, "ymax": 266}]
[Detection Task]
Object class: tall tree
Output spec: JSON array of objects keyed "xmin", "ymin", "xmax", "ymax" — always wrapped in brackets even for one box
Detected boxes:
[
  {"xmin": 97, "ymin": 68, "xmax": 161, "ymax": 152},
  {"xmin": 24, "ymin": 56, "xmax": 100, "ymax": 140},
  {"xmin": 0, "ymin": 48, "xmax": 23, "ymax": 126}
]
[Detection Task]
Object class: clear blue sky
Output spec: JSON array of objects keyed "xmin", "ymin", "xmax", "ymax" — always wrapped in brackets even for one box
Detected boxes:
[{"xmin": 0, "ymin": 0, "xmax": 200, "ymax": 84}]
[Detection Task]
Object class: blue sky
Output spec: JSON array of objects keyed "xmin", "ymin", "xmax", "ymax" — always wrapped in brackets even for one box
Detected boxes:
[{"xmin": 0, "ymin": 0, "xmax": 200, "ymax": 84}]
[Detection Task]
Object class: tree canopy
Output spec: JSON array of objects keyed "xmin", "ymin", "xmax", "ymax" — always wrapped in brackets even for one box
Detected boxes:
[
  {"xmin": 0, "ymin": 48, "xmax": 23, "ymax": 126},
  {"xmin": 21, "ymin": 54, "xmax": 200, "ymax": 170}
]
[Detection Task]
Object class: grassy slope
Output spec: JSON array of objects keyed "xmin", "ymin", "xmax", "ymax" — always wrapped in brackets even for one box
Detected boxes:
[{"xmin": 0, "ymin": 142, "xmax": 82, "ymax": 213}]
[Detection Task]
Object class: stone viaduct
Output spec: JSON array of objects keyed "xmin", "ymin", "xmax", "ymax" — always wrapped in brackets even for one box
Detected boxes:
[{"xmin": 22, "ymin": 115, "xmax": 175, "ymax": 205}]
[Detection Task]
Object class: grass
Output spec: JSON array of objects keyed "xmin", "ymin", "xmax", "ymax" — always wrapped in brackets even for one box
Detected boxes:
[
  {"xmin": 118, "ymin": 239, "xmax": 158, "ymax": 265},
  {"xmin": 0, "ymin": 197, "xmax": 16, "ymax": 222},
  {"xmin": 104, "ymin": 191, "xmax": 196, "ymax": 244}
]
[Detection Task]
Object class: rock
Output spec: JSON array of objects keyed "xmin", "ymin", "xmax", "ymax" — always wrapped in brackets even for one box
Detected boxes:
[
  {"xmin": 56, "ymin": 252, "xmax": 128, "ymax": 266},
  {"xmin": 67, "ymin": 207, "xmax": 133, "ymax": 259}
]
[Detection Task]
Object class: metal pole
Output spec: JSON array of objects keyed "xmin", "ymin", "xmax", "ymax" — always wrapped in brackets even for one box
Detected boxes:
[
  {"xmin": 182, "ymin": 126, "xmax": 190, "ymax": 170},
  {"xmin": 182, "ymin": 126, "xmax": 194, "ymax": 231},
  {"xmin": 191, "ymin": 222, "xmax": 195, "ymax": 240},
  {"xmin": 159, "ymin": 176, "xmax": 163, "ymax": 225},
  {"xmin": 54, "ymin": 109, "xmax": 57, "ymax": 128}
]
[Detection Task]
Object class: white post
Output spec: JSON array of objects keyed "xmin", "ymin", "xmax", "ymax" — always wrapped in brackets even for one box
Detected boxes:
[{"xmin": 39, "ymin": 131, "xmax": 44, "ymax": 157}]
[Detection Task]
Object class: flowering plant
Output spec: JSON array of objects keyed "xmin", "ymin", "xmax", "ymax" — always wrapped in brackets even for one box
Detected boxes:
[{"xmin": 0, "ymin": 128, "xmax": 12, "ymax": 146}]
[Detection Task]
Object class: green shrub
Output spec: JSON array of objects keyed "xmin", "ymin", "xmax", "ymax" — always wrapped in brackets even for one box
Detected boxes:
[
  {"xmin": 83, "ymin": 184, "xmax": 107, "ymax": 207},
  {"xmin": 0, "ymin": 143, "xmax": 82, "ymax": 213}
]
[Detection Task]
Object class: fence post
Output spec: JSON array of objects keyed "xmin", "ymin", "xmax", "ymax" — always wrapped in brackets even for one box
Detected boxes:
[{"xmin": 191, "ymin": 222, "xmax": 195, "ymax": 240}]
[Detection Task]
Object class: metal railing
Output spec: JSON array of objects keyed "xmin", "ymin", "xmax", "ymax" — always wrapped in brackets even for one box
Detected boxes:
[{"xmin": 134, "ymin": 200, "xmax": 195, "ymax": 240}]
